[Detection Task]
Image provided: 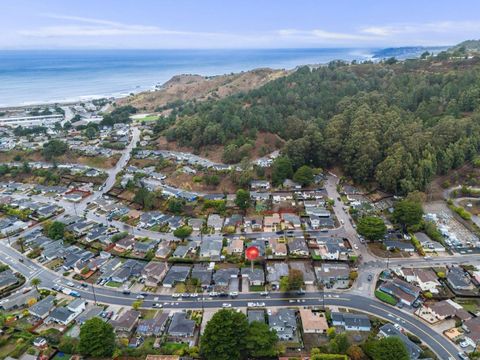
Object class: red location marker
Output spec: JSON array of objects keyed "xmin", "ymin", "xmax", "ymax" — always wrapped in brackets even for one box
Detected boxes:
[{"xmin": 245, "ymin": 245, "xmax": 260, "ymax": 261}]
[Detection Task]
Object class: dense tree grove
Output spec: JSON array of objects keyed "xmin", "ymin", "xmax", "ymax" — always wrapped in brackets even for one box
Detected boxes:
[
  {"xmin": 163, "ymin": 57, "xmax": 480, "ymax": 194},
  {"xmin": 200, "ymin": 309, "xmax": 277, "ymax": 360}
]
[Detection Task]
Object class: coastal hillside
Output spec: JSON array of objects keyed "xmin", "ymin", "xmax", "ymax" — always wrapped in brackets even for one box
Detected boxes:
[
  {"xmin": 159, "ymin": 50, "xmax": 480, "ymax": 195},
  {"xmin": 116, "ymin": 68, "xmax": 288, "ymax": 112}
]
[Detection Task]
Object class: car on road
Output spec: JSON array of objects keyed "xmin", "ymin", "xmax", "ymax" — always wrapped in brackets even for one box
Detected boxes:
[
  {"xmin": 190, "ymin": 293, "xmax": 198, "ymax": 298},
  {"xmin": 367, "ymin": 274, "xmax": 373, "ymax": 281},
  {"xmin": 181, "ymin": 293, "xmax": 190, "ymax": 298},
  {"xmin": 424, "ymin": 256, "xmax": 432, "ymax": 260},
  {"xmin": 122, "ymin": 289, "xmax": 131, "ymax": 295},
  {"xmin": 247, "ymin": 302, "xmax": 256, "ymax": 307},
  {"xmin": 229, "ymin": 291, "xmax": 238, "ymax": 298},
  {"xmin": 136, "ymin": 295, "xmax": 145, "ymax": 299},
  {"xmin": 393, "ymin": 323, "xmax": 403, "ymax": 331},
  {"xmin": 256, "ymin": 302, "xmax": 265, "ymax": 307},
  {"xmin": 18, "ymin": 258, "xmax": 24, "ymax": 263},
  {"xmin": 222, "ymin": 303, "xmax": 232, "ymax": 308},
  {"xmin": 209, "ymin": 292, "xmax": 218, "ymax": 297},
  {"xmin": 153, "ymin": 303, "xmax": 163, "ymax": 308},
  {"xmin": 171, "ymin": 293, "xmax": 181, "ymax": 298},
  {"xmin": 67, "ymin": 282, "xmax": 74, "ymax": 287},
  {"xmin": 260, "ymin": 291, "xmax": 269, "ymax": 296},
  {"xmin": 458, "ymin": 352, "xmax": 469, "ymax": 360},
  {"xmin": 296, "ymin": 289, "xmax": 305, "ymax": 295},
  {"xmin": 353, "ymin": 244, "xmax": 359, "ymax": 250}
]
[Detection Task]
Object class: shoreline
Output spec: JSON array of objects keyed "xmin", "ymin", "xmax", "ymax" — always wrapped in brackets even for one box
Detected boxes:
[{"xmin": 0, "ymin": 45, "xmax": 442, "ymax": 111}]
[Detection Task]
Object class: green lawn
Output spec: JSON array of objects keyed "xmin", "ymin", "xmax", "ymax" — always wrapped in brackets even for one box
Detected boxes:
[
  {"xmin": 161, "ymin": 342, "xmax": 188, "ymax": 354},
  {"xmin": 375, "ymin": 290, "xmax": 397, "ymax": 305},
  {"xmin": 136, "ymin": 115, "xmax": 159, "ymax": 122},
  {"xmin": 53, "ymin": 354, "xmax": 72, "ymax": 360},
  {"xmin": 106, "ymin": 281, "xmax": 122, "ymax": 288},
  {"xmin": 249, "ymin": 285, "xmax": 266, "ymax": 292}
]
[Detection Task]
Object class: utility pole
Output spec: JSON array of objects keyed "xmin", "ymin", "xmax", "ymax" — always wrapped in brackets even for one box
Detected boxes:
[{"xmin": 91, "ymin": 282, "xmax": 97, "ymax": 305}]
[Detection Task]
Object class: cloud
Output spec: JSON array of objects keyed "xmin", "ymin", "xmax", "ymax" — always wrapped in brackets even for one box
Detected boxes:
[
  {"xmin": 13, "ymin": 13, "xmax": 480, "ymax": 48},
  {"xmin": 361, "ymin": 21, "xmax": 480, "ymax": 37},
  {"xmin": 19, "ymin": 13, "xmax": 216, "ymax": 38},
  {"xmin": 277, "ymin": 28, "xmax": 378, "ymax": 42}
]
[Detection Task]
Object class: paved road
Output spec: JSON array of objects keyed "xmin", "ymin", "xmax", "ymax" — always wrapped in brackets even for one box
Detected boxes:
[{"xmin": 0, "ymin": 130, "xmax": 474, "ymax": 359}]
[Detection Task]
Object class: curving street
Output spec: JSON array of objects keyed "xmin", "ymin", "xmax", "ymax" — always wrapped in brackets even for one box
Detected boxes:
[{"xmin": 0, "ymin": 126, "xmax": 476, "ymax": 360}]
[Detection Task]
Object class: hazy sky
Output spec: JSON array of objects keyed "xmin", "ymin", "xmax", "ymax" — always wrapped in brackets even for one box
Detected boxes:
[{"xmin": 1, "ymin": 0, "xmax": 479, "ymax": 49}]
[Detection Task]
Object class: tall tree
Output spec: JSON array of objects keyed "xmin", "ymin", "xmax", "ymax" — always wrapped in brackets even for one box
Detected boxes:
[
  {"xmin": 357, "ymin": 216, "xmax": 386, "ymax": 241},
  {"xmin": 271, "ymin": 156, "xmax": 294, "ymax": 186},
  {"xmin": 393, "ymin": 199, "xmax": 424, "ymax": 229},
  {"xmin": 235, "ymin": 189, "xmax": 251, "ymax": 212},
  {"xmin": 245, "ymin": 321, "xmax": 278, "ymax": 358},
  {"xmin": 79, "ymin": 318, "xmax": 115, "ymax": 358},
  {"xmin": 200, "ymin": 309, "xmax": 249, "ymax": 360}
]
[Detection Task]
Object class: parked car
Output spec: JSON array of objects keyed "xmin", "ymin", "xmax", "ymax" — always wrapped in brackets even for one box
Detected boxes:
[
  {"xmin": 153, "ymin": 303, "xmax": 163, "ymax": 308},
  {"xmin": 367, "ymin": 274, "xmax": 373, "ymax": 281},
  {"xmin": 222, "ymin": 303, "xmax": 232, "ymax": 308},
  {"xmin": 260, "ymin": 291, "xmax": 269, "ymax": 296},
  {"xmin": 136, "ymin": 295, "xmax": 145, "ymax": 299}
]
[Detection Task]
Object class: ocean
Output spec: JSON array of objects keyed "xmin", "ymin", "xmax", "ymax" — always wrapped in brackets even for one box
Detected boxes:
[{"xmin": 0, "ymin": 48, "xmax": 442, "ymax": 107}]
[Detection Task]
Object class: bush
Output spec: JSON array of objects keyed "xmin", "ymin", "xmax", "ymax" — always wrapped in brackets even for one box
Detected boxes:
[{"xmin": 375, "ymin": 290, "xmax": 397, "ymax": 305}]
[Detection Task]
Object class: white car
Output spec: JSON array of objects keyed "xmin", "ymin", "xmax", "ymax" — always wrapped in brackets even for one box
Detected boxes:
[
  {"xmin": 353, "ymin": 244, "xmax": 359, "ymax": 250},
  {"xmin": 222, "ymin": 303, "xmax": 232, "ymax": 308},
  {"xmin": 67, "ymin": 281, "xmax": 75, "ymax": 287},
  {"xmin": 256, "ymin": 302, "xmax": 265, "ymax": 307},
  {"xmin": 229, "ymin": 291, "xmax": 238, "ymax": 297},
  {"xmin": 136, "ymin": 295, "xmax": 145, "ymax": 299},
  {"xmin": 459, "ymin": 341, "xmax": 469, "ymax": 348},
  {"xmin": 393, "ymin": 323, "xmax": 402, "ymax": 331},
  {"xmin": 190, "ymin": 293, "xmax": 198, "ymax": 298},
  {"xmin": 247, "ymin": 302, "xmax": 256, "ymax": 307},
  {"xmin": 152, "ymin": 303, "xmax": 163, "ymax": 308},
  {"xmin": 171, "ymin": 293, "xmax": 181, "ymax": 298}
]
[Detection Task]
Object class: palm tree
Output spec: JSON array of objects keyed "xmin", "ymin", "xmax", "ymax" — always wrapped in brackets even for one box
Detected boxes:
[{"xmin": 31, "ymin": 277, "xmax": 41, "ymax": 291}]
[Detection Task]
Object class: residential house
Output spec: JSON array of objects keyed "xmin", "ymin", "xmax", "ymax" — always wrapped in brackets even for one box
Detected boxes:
[
  {"xmin": 162, "ymin": 265, "xmax": 191, "ymax": 288},
  {"xmin": 300, "ymin": 309, "xmax": 328, "ymax": 334},
  {"xmin": 379, "ymin": 324, "xmax": 421, "ymax": 359},
  {"xmin": 463, "ymin": 317, "xmax": 480, "ymax": 347},
  {"xmin": 331, "ymin": 312, "xmax": 371, "ymax": 331},
  {"xmin": 191, "ymin": 264, "xmax": 213, "ymax": 288},
  {"xmin": 28, "ymin": 295, "xmax": 55, "ymax": 319},
  {"xmin": 112, "ymin": 309, "xmax": 141, "ymax": 335},
  {"xmin": 226, "ymin": 238, "xmax": 244, "ymax": 255},
  {"xmin": 199, "ymin": 238, "xmax": 223, "ymax": 260},
  {"xmin": 268, "ymin": 309, "xmax": 297, "ymax": 341},
  {"xmin": 288, "ymin": 237, "xmax": 309, "ymax": 257},
  {"xmin": 282, "ymin": 213, "xmax": 301, "ymax": 229},
  {"xmin": 241, "ymin": 268, "xmax": 265, "ymax": 286},
  {"xmin": 290, "ymin": 262, "xmax": 315, "ymax": 285},
  {"xmin": 46, "ymin": 307, "xmax": 78, "ymax": 326},
  {"xmin": 213, "ymin": 268, "xmax": 238, "ymax": 287},
  {"xmin": 315, "ymin": 263, "xmax": 350, "ymax": 286},
  {"xmin": 248, "ymin": 310, "xmax": 265, "ymax": 324},
  {"xmin": 114, "ymin": 236, "xmax": 136, "ymax": 253},
  {"xmin": 137, "ymin": 312, "xmax": 169, "ymax": 337},
  {"xmin": 245, "ymin": 215, "xmax": 263, "ymax": 231},
  {"xmin": 427, "ymin": 299, "xmax": 472, "ymax": 322},
  {"xmin": 269, "ymin": 238, "xmax": 287, "ymax": 258},
  {"xmin": 207, "ymin": 214, "xmax": 224, "ymax": 232},
  {"xmin": 250, "ymin": 180, "xmax": 270, "ymax": 191},
  {"xmin": 267, "ymin": 263, "xmax": 289, "ymax": 289},
  {"xmin": 0, "ymin": 270, "xmax": 18, "ymax": 291},
  {"xmin": 447, "ymin": 267, "xmax": 475, "ymax": 291},
  {"xmin": 263, "ymin": 213, "xmax": 281, "ymax": 232},
  {"xmin": 142, "ymin": 261, "xmax": 168, "ymax": 287},
  {"xmin": 378, "ymin": 278, "xmax": 421, "ymax": 306},
  {"xmin": 167, "ymin": 312, "xmax": 195, "ymax": 337},
  {"xmin": 188, "ymin": 218, "xmax": 204, "ymax": 231}
]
